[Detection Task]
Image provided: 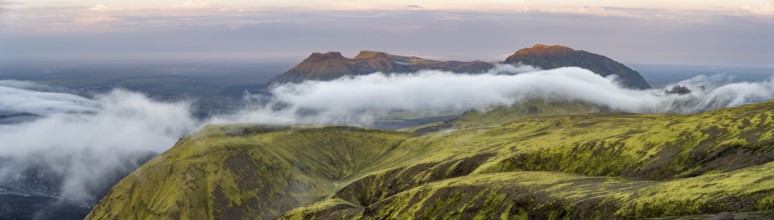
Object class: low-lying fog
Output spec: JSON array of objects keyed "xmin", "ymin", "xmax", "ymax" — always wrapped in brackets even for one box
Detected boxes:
[{"xmin": 1, "ymin": 65, "xmax": 773, "ymax": 216}]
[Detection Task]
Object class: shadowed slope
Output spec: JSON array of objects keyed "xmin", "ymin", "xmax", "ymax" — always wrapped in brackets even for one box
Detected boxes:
[{"xmin": 86, "ymin": 126, "xmax": 415, "ymax": 219}]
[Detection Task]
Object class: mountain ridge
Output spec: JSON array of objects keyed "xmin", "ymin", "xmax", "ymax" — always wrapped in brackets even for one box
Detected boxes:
[
  {"xmin": 266, "ymin": 45, "xmax": 652, "ymax": 89},
  {"xmin": 266, "ymin": 50, "xmax": 493, "ymax": 87},
  {"xmin": 87, "ymin": 101, "xmax": 774, "ymax": 219}
]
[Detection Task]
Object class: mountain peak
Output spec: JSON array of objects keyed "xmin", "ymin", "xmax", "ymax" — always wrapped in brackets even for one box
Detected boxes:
[
  {"xmin": 354, "ymin": 50, "xmax": 390, "ymax": 59},
  {"xmin": 305, "ymin": 52, "xmax": 346, "ymax": 61},
  {"xmin": 267, "ymin": 45, "xmax": 651, "ymax": 89},
  {"xmin": 515, "ymin": 44, "xmax": 575, "ymax": 56},
  {"xmin": 266, "ymin": 51, "xmax": 494, "ymax": 87}
]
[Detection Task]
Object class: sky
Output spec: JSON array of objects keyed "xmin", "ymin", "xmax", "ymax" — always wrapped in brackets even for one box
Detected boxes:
[{"xmin": 0, "ymin": 0, "xmax": 773, "ymax": 67}]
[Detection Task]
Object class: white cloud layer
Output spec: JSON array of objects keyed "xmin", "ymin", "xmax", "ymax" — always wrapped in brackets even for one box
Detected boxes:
[
  {"xmin": 225, "ymin": 66, "xmax": 774, "ymax": 126},
  {"xmin": 742, "ymin": 1, "xmax": 774, "ymax": 16},
  {"xmin": 0, "ymin": 80, "xmax": 97, "ymax": 115},
  {"xmin": 0, "ymin": 85, "xmax": 198, "ymax": 204},
  {"xmin": 0, "ymin": 65, "xmax": 772, "ymax": 206}
]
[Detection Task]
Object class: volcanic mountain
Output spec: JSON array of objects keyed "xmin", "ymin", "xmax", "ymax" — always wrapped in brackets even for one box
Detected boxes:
[
  {"xmin": 505, "ymin": 44, "xmax": 651, "ymax": 89},
  {"xmin": 266, "ymin": 45, "xmax": 651, "ymax": 89},
  {"xmin": 266, "ymin": 50, "xmax": 494, "ymax": 86}
]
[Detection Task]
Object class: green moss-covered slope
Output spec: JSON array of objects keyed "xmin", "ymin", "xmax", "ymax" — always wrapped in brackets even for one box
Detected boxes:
[
  {"xmin": 408, "ymin": 99, "xmax": 604, "ymax": 134},
  {"xmin": 88, "ymin": 102, "xmax": 774, "ymax": 219}
]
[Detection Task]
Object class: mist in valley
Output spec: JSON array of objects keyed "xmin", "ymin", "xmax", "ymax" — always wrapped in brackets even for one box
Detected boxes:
[{"xmin": 1, "ymin": 64, "xmax": 773, "ymax": 218}]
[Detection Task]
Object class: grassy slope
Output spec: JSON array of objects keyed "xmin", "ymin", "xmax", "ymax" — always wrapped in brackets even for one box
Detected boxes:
[
  {"xmin": 86, "ymin": 125, "xmax": 414, "ymax": 219},
  {"xmin": 407, "ymin": 100, "xmax": 603, "ymax": 134},
  {"xmin": 88, "ymin": 102, "xmax": 774, "ymax": 219}
]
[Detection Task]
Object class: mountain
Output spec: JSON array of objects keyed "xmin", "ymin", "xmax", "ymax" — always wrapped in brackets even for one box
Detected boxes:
[
  {"xmin": 266, "ymin": 51, "xmax": 494, "ymax": 86},
  {"xmin": 504, "ymin": 44, "xmax": 651, "ymax": 89},
  {"xmin": 88, "ymin": 101, "xmax": 774, "ymax": 219},
  {"xmin": 266, "ymin": 45, "xmax": 651, "ymax": 90}
]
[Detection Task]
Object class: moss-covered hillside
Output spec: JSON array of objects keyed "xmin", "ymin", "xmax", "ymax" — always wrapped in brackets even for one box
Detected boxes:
[{"xmin": 88, "ymin": 101, "xmax": 774, "ymax": 219}]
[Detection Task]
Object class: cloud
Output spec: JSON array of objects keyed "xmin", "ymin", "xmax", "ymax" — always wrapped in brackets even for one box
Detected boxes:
[
  {"xmin": 7, "ymin": 6, "xmax": 770, "ymax": 68},
  {"xmin": 0, "ymin": 0, "xmax": 21, "ymax": 12},
  {"xmin": 491, "ymin": 63, "xmax": 542, "ymax": 74},
  {"xmin": 0, "ymin": 3, "xmax": 700, "ymax": 35},
  {"xmin": 0, "ymin": 81, "xmax": 97, "ymax": 116},
  {"xmin": 0, "ymin": 64, "xmax": 772, "ymax": 213},
  {"xmin": 0, "ymin": 1, "xmax": 22, "ymax": 6},
  {"xmin": 742, "ymin": 1, "xmax": 774, "ymax": 16},
  {"xmin": 177, "ymin": 0, "xmax": 213, "ymax": 9},
  {"xmin": 89, "ymin": 4, "xmax": 107, "ymax": 11},
  {"xmin": 0, "ymin": 83, "xmax": 199, "ymax": 205},
  {"xmin": 228, "ymin": 65, "xmax": 774, "ymax": 126},
  {"xmin": 517, "ymin": 6, "xmax": 643, "ymax": 18}
]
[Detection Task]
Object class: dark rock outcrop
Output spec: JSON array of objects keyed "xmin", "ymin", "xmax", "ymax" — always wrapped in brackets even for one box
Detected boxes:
[{"xmin": 665, "ymin": 84, "xmax": 692, "ymax": 95}]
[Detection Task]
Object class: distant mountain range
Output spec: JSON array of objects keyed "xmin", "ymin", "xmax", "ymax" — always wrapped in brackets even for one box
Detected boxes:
[
  {"xmin": 267, "ymin": 44, "xmax": 651, "ymax": 89},
  {"xmin": 266, "ymin": 50, "xmax": 493, "ymax": 86}
]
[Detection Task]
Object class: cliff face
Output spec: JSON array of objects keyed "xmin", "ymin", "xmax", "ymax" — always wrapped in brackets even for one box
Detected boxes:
[
  {"xmin": 504, "ymin": 44, "xmax": 651, "ymax": 89},
  {"xmin": 88, "ymin": 101, "xmax": 774, "ymax": 219},
  {"xmin": 266, "ymin": 51, "xmax": 494, "ymax": 87}
]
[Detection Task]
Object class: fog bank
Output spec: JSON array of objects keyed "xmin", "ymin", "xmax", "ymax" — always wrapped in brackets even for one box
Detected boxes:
[
  {"xmin": 1, "ymin": 65, "xmax": 772, "ymax": 210},
  {"xmin": 229, "ymin": 66, "xmax": 774, "ymax": 126},
  {"xmin": 0, "ymin": 84, "xmax": 197, "ymax": 206}
]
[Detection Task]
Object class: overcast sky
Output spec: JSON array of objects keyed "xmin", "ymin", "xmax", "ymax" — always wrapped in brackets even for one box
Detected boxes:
[{"xmin": 1, "ymin": 0, "xmax": 772, "ymax": 67}]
